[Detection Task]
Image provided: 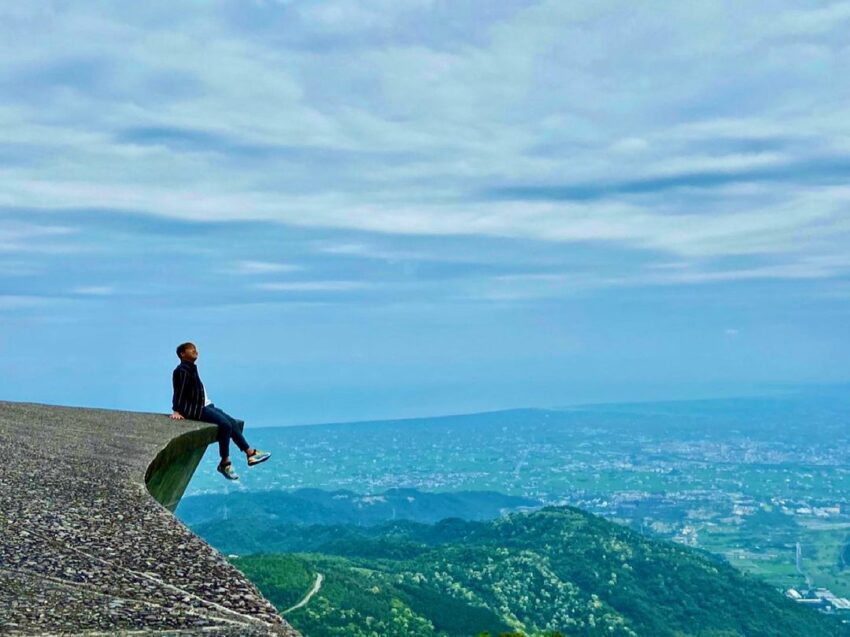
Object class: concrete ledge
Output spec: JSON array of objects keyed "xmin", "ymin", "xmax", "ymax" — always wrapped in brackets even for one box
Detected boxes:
[
  {"xmin": 0, "ymin": 401, "xmax": 299, "ymax": 636},
  {"xmin": 145, "ymin": 424, "xmax": 233, "ymax": 513}
]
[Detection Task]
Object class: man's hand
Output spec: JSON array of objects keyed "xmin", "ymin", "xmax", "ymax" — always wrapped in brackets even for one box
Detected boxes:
[{"xmin": 170, "ymin": 411, "xmax": 185, "ymax": 420}]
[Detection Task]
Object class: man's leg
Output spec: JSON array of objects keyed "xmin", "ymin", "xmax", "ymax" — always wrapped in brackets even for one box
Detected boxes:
[
  {"xmin": 199, "ymin": 405, "xmax": 250, "ymax": 463},
  {"xmin": 199, "ymin": 404, "xmax": 270, "ymax": 471},
  {"xmin": 216, "ymin": 407, "xmax": 252, "ymax": 455}
]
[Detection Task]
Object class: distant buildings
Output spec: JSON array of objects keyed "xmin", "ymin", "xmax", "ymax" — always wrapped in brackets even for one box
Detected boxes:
[{"xmin": 786, "ymin": 588, "xmax": 850, "ymax": 613}]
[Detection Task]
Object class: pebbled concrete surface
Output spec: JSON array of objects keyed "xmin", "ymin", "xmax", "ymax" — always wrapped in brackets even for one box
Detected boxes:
[{"xmin": 0, "ymin": 401, "xmax": 300, "ymax": 636}]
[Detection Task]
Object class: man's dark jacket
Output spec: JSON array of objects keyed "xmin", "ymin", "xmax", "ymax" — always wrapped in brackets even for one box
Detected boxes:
[{"xmin": 172, "ymin": 361, "xmax": 205, "ymax": 420}]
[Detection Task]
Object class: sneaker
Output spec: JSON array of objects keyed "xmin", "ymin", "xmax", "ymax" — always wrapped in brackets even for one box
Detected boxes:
[
  {"xmin": 217, "ymin": 462, "xmax": 239, "ymax": 480},
  {"xmin": 247, "ymin": 449, "xmax": 271, "ymax": 467}
]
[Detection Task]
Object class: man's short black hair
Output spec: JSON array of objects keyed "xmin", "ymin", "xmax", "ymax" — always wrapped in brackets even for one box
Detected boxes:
[{"xmin": 176, "ymin": 342, "xmax": 195, "ymax": 358}]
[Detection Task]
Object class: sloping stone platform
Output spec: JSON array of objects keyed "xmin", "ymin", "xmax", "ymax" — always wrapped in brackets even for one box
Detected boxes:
[{"xmin": 0, "ymin": 401, "xmax": 299, "ymax": 636}]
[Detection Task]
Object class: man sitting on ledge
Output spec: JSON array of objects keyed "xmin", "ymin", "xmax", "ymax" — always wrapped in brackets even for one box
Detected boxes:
[{"xmin": 170, "ymin": 341, "xmax": 270, "ymax": 480}]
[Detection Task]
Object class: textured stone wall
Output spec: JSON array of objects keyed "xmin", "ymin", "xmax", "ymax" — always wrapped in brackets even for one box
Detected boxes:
[
  {"xmin": 146, "ymin": 426, "xmax": 219, "ymax": 512},
  {"xmin": 0, "ymin": 401, "xmax": 299, "ymax": 636}
]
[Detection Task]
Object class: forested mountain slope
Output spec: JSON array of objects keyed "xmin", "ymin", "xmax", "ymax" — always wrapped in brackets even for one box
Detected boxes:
[{"xmin": 221, "ymin": 506, "xmax": 846, "ymax": 637}]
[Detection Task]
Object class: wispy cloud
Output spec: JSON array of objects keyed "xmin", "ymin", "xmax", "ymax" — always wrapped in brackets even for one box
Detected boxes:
[
  {"xmin": 0, "ymin": 220, "xmax": 77, "ymax": 253},
  {"xmin": 3, "ymin": 1, "xmax": 850, "ymax": 418},
  {"xmin": 0, "ymin": 295, "xmax": 54, "ymax": 310},
  {"xmin": 0, "ymin": 259, "xmax": 41, "ymax": 276},
  {"xmin": 314, "ymin": 241, "xmax": 452, "ymax": 263},
  {"xmin": 462, "ymin": 251, "xmax": 850, "ymax": 301},
  {"xmin": 71, "ymin": 285, "xmax": 114, "ymax": 296},
  {"xmin": 228, "ymin": 260, "xmax": 302, "ymax": 275},
  {"xmin": 485, "ymin": 153, "xmax": 848, "ymax": 202},
  {"xmin": 1, "ymin": 0, "xmax": 849, "ymax": 297},
  {"xmin": 253, "ymin": 280, "xmax": 369, "ymax": 292}
]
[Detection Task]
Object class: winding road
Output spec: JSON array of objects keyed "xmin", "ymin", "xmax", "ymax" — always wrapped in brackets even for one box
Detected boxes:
[{"xmin": 283, "ymin": 573, "xmax": 324, "ymax": 615}]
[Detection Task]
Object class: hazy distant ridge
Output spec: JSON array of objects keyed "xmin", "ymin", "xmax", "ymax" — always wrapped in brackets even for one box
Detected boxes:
[{"xmin": 178, "ymin": 487, "xmax": 539, "ymax": 528}]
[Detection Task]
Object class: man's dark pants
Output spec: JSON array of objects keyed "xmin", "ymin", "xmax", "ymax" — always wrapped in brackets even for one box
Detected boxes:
[{"xmin": 199, "ymin": 404, "xmax": 250, "ymax": 460}]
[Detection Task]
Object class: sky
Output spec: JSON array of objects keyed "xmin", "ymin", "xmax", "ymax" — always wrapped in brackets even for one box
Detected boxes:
[{"xmin": 2, "ymin": 1, "xmax": 850, "ymax": 425}]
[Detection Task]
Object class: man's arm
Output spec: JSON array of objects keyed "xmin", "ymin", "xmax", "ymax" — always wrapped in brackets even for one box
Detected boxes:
[{"xmin": 171, "ymin": 367, "xmax": 187, "ymax": 419}]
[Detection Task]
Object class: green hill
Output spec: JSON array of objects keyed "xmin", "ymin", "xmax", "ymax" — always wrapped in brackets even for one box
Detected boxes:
[{"xmin": 222, "ymin": 506, "xmax": 847, "ymax": 637}]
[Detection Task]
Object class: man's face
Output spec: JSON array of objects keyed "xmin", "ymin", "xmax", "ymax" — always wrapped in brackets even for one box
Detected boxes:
[{"xmin": 181, "ymin": 344, "xmax": 199, "ymax": 363}]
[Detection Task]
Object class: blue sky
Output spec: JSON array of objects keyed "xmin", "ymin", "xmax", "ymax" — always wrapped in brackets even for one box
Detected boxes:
[{"xmin": 2, "ymin": 1, "xmax": 850, "ymax": 425}]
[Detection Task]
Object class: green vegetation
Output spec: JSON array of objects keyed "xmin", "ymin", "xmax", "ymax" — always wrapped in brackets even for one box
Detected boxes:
[
  {"xmin": 224, "ymin": 507, "xmax": 847, "ymax": 637},
  {"xmin": 180, "ymin": 397, "xmax": 850, "ymax": 632},
  {"xmin": 230, "ymin": 554, "xmax": 315, "ymax": 610},
  {"xmin": 184, "ymin": 397, "xmax": 850, "ymax": 601}
]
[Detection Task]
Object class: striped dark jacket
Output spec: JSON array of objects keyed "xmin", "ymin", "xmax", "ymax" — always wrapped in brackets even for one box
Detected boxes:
[{"xmin": 172, "ymin": 361, "xmax": 206, "ymax": 420}]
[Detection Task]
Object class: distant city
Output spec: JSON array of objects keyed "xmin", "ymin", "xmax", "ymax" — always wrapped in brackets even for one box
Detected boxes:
[{"xmin": 184, "ymin": 393, "xmax": 850, "ymax": 608}]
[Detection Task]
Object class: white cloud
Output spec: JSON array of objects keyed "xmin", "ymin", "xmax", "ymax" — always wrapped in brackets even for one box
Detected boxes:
[
  {"xmin": 9, "ymin": 179, "xmax": 850, "ymax": 261},
  {"xmin": 651, "ymin": 256, "xmax": 850, "ymax": 284},
  {"xmin": 229, "ymin": 260, "xmax": 302, "ymax": 274},
  {"xmin": 299, "ymin": 0, "xmax": 431, "ymax": 32},
  {"xmin": 72, "ymin": 286, "xmax": 114, "ymax": 295},
  {"xmin": 462, "ymin": 249, "xmax": 850, "ymax": 302},
  {"xmin": 0, "ymin": 295, "xmax": 53, "ymax": 310},
  {"xmin": 0, "ymin": 220, "xmax": 77, "ymax": 253},
  {"xmin": 609, "ymin": 137, "xmax": 649, "ymax": 154},
  {"xmin": 768, "ymin": 2, "xmax": 850, "ymax": 36},
  {"xmin": 314, "ymin": 241, "xmax": 449, "ymax": 262},
  {"xmin": 0, "ymin": 260, "xmax": 40, "ymax": 276},
  {"xmin": 253, "ymin": 280, "xmax": 369, "ymax": 292},
  {"xmin": 1, "ymin": 0, "xmax": 850, "ymax": 281}
]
